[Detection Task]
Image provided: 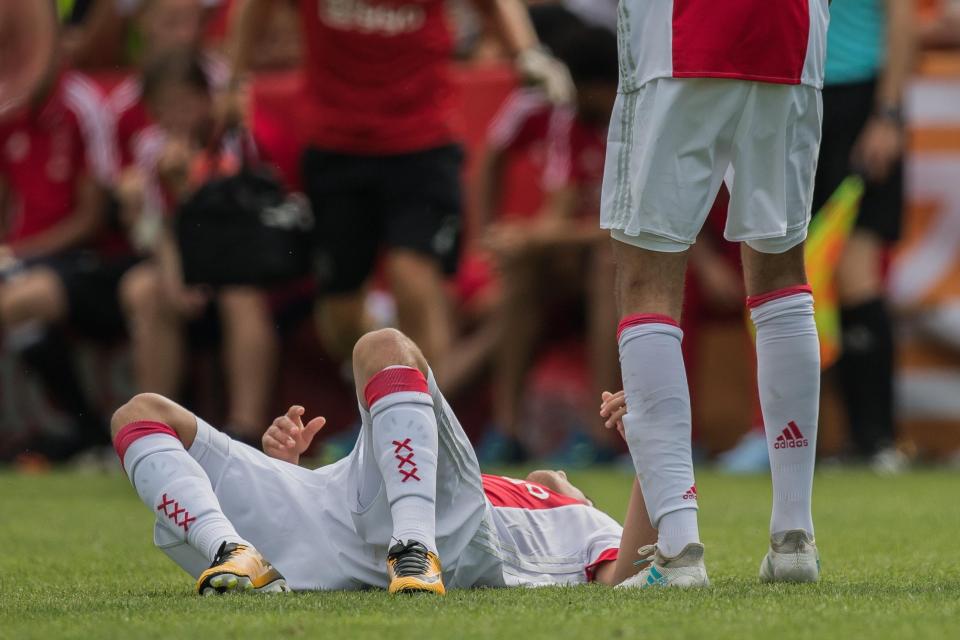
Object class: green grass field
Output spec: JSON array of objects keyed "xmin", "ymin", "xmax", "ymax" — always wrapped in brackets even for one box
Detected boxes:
[{"xmin": 2, "ymin": 467, "xmax": 959, "ymax": 639}]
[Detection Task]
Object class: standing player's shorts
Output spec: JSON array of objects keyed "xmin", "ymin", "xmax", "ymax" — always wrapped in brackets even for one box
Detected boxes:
[
  {"xmin": 601, "ymin": 78, "xmax": 823, "ymax": 254},
  {"xmin": 303, "ymin": 145, "xmax": 464, "ymax": 295},
  {"xmin": 153, "ymin": 370, "xmax": 505, "ymax": 591},
  {"xmin": 813, "ymin": 79, "xmax": 903, "ymax": 242}
]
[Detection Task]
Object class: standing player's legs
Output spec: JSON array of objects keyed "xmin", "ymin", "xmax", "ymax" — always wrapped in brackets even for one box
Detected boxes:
[
  {"xmin": 612, "ymin": 241, "xmax": 704, "ymax": 564},
  {"xmin": 726, "ymin": 81, "xmax": 823, "ymax": 583},
  {"xmin": 600, "ymin": 79, "xmax": 744, "ymax": 588},
  {"xmin": 380, "ymin": 146, "xmax": 463, "ymax": 385},
  {"xmin": 110, "ymin": 393, "xmax": 287, "ymax": 594},
  {"xmin": 352, "ymin": 329, "xmax": 446, "ymax": 594},
  {"xmin": 742, "ymin": 246, "xmax": 821, "ymax": 583},
  {"xmin": 217, "ymin": 287, "xmax": 279, "ymax": 439}
]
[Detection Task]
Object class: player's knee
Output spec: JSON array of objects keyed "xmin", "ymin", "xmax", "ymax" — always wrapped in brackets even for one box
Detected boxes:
[
  {"xmin": 119, "ymin": 265, "xmax": 156, "ymax": 312},
  {"xmin": 0, "ymin": 270, "xmax": 65, "ymax": 329},
  {"xmin": 111, "ymin": 393, "xmax": 193, "ymax": 441},
  {"xmin": 352, "ymin": 328, "xmax": 427, "ymax": 389}
]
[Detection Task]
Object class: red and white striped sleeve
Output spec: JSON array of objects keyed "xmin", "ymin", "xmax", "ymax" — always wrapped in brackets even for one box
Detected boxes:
[
  {"xmin": 63, "ymin": 72, "xmax": 119, "ymax": 186},
  {"xmin": 486, "ymin": 88, "xmax": 551, "ymax": 152}
]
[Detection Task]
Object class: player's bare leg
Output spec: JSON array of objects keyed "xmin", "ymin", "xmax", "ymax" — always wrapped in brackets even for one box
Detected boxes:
[
  {"xmin": 0, "ymin": 267, "xmax": 108, "ymax": 452},
  {"xmin": 487, "ymin": 252, "xmax": 542, "ymax": 462},
  {"xmin": 611, "ymin": 240, "xmax": 708, "ymax": 588},
  {"xmin": 835, "ymin": 230, "xmax": 898, "ymax": 468},
  {"xmin": 353, "ymin": 328, "xmax": 445, "ymax": 595},
  {"xmin": 587, "ymin": 242, "xmax": 622, "ymax": 448},
  {"xmin": 741, "ymin": 243, "xmax": 821, "ymax": 583},
  {"xmin": 384, "ymin": 250, "xmax": 453, "ymax": 382},
  {"xmin": 219, "ymin": 287, "xmax": 278, "ymax": 440},
  {"xmin": 314, "ymin": 290, "xmax": 372, "ymax": 364},
  {"xmin": 120, "ymin": 263, "xmax": 184, "ymax": 398},
  {"xmin": 111, "ymin": 393, "xmax": 287, "ymax": 595}
]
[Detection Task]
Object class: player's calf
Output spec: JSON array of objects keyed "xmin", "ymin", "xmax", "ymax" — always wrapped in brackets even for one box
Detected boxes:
[
  {"xmin": 112, "ymin": 395, "xmax": 288, "ymax": 596},
  {"xmin": 354, "ymin": 329, "xmax": 445, "ymax": 595}
]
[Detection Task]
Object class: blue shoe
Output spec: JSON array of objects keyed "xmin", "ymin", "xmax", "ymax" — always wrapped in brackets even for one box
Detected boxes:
[
  {"xmin": 476, "ymin": 429, "xmax": 528, "ymax": 466},
  {"xmin": 717, "ymin": 431, "xmax": 770, "ymax": 474}
]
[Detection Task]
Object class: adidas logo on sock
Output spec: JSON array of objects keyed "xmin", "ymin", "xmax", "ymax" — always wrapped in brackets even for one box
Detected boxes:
[
  {"xmin": 682, "ymin": 485, "xmax": 697, "ymax": 501},
  {"xmin": 774, "ymin": 421, "xmax": 809, "ymax": 449}
]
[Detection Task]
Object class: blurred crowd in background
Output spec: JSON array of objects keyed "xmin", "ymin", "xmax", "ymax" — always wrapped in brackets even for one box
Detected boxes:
[{"xmin": 2, "ymin": 0, "xmax": 960, "ymax": 473}]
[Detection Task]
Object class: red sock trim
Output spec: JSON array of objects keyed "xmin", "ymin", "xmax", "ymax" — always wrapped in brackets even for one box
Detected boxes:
[
  {"xmin": 363, "ymin": 366, "xmax": 429, "ymax": 408},
  {"xmin": 617, "ymin": 313, "xmax": 680, "ymax": 342},
  {"xmin": 746, "ymin": 284, "xmax": 813, "ymax": 309},
  {"xmin": 114, "ymin": 421, "xmax": 180, "ymax": 467}
]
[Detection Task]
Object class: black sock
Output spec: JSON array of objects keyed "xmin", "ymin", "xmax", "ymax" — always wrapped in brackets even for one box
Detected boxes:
[
  {"xmin": 838, "ymin": 298, "xmax": 896, "ymax": 456},
  {"xmin": 18, "ymin": 329, "xmax": 109, "ymax": 447}
]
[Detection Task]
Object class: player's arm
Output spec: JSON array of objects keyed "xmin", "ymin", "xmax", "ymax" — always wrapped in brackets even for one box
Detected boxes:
[
  {"xmin": 853, "ymin": 0, "xmax": 917, "ymax": 182},
  {"xmin": 600, "ymin": 478, "xmax": 656, "ymax": 586},
  {"xmin": 8, "ymin": 176, "xmax": 106, "ymax": 259},
  {"xmin": 476, "ymin": 145, "xmax": 509, "ymax": 230},
  {"xmin": 225, "ymin": 0, "xmax": 277, "ymax": 89},
  {"xmin": 469, "ymin": 0, "xmax": 574, "ymax": 104},
  {"xmin": 597, "ymin": 391, "xmax": 657, "ymax": 585},
  {"xmin": 218, "ymin": 0, "xmax": 278, "ymax": 130}
]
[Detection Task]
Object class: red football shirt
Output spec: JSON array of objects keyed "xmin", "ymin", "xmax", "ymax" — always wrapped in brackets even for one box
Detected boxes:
[
  {"xmin": 0, "ymin": 72, "xmax": 114, "ymax": 248},
  {"xmin": 297, "ymin": 0, "xmax": 459, "ymax": 155}
]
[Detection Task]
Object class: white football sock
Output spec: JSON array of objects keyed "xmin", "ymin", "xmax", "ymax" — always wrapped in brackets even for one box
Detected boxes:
[
  {"xmin": 618, "ymin": 315, "xmax": 700, "ymax": 558},
  {"xmin": 116, "ymin": 422, "xmax": 248, "ymax": 561},
  {"xmin": 365, "ymin": 366, "xmax": 439, "ymax": 553},
  {"xmin": 749, "ymin": 287, "xmax": 820, "ymax": 537}
]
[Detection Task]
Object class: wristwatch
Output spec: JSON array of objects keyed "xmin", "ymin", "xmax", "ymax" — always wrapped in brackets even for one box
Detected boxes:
[{"xmin": 875, "ymin": 102, "xmax": 904, "ymax": 126}]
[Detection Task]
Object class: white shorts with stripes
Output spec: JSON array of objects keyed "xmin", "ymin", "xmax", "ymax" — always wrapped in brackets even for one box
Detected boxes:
[{"xmin": 600, "ymin": 77, "xmax": 823, "ymax": 254}]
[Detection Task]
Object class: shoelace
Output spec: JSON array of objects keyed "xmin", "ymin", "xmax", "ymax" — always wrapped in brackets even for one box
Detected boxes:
[
  {"xmin": 633, "ymin": 544, "xmax": 658, "ymax": 569},
  {"xmin": 212, "ymin": 542, "xmax": 246, "ymax": 566},
  {"xmin": 390, "ymin": 542, "xmax": 431, "ymax": 577}
]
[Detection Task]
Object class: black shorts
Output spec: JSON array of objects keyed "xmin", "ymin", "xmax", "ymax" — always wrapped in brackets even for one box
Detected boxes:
[
  {"xmin": 23, "ymin": 251, "xmax": 140, "ymax": 341},
  {"xmin": 812, "ymin": 80, "xmax": 904, "ymax": 243},
  {"xmin": 302, "ymin": 144, "xmax": 464, "ymax": 295}
]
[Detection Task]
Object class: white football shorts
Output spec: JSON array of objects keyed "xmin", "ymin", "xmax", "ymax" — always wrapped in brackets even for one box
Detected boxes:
[
  {"xmin": 600, "ymin": 77, "xmax": 823, "ymax": 254},
  {"xmin": 154, "ymin": 370, "xmax": 504, "ymax": 591}
]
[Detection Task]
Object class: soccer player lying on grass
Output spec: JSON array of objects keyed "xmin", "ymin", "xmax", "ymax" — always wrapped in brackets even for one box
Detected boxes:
[{"xmin": 111, "ymin": 328, "xmax": 651, "ymax": 595}]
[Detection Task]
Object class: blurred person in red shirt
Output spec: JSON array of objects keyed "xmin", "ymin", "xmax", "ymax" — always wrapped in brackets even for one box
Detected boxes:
[
  {"xmin": 0, "ymin": 2, "xmax": 120, "ymax": 459},
  {"xmin": 226, "ymin": 0, "xmax": 574, "ymax": 387},
  {"xmin": 472, "ymin": 26, "xmax": 618, "ymax": 464},
  {"xmin": 115, "ymin": 50, "xmax": 286, "ymax": 445}
]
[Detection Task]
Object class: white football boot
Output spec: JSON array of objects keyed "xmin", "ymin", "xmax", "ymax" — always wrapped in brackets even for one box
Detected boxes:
[
  {"xmin": 616, "ymin": 543, "xmax": 710, "ymax": 589},
  {"xmin": 759, "ymin": 529, "xmax": 820, "ymax": 583}
]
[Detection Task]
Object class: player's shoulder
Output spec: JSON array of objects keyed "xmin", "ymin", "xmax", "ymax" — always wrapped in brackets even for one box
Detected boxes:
[{"xmin": 61, "ymin": 71, "xmax": 108, "ymax": 117}]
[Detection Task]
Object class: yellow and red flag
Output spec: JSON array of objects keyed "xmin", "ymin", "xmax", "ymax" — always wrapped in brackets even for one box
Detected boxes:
[{"xmin": 804, "ymin": 176, "xmax": 865, "ymax": 369}]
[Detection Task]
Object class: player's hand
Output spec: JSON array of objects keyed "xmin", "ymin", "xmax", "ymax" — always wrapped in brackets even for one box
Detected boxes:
[
  {"xmin": 600, "ymin": 391, "xmax": 627, "ymax": 441},
  {"xmin": 213, "ymin": 82, "xmax": 249, "ymax": 138},
  {"xmin": 157, "ymin": 137, "xmax": 194, "ymax": 196},
  {"xmin": 262, "ymin": 405, "xmax": 327, "ymax": 465},
  {"xmin": 516, "ymin": 47, "xmax": 576, "ymax": 105},
  {"xmin": 852, "ymin": 116, "xmax": 903, "ymax": 183}
]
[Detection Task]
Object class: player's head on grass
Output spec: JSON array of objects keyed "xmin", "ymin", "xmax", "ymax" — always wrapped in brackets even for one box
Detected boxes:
[{"xmin": 554, "ymin": 25, "xmax": 619, "ymax": 126}]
